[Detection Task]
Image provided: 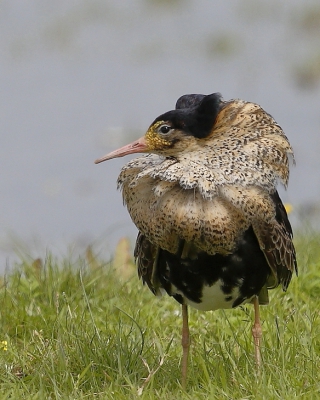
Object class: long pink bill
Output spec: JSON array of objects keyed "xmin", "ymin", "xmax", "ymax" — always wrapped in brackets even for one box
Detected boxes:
[{"xmin": 94, "ymin": 136, "xmax": 147, "ymax": 164}]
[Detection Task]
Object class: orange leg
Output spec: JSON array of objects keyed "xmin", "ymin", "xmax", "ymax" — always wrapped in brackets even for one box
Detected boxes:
[
  {"xmin": 252, "ymin": 296, "xmax": 262, "ymax": 369},
  {"xmin": 181, "ymin": 304, "xmax": 190, "ymax": 389}
]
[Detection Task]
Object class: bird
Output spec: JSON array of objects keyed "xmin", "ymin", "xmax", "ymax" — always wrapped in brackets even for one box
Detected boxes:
[{"xmin": 95, "ymin": 93, "xmax": 297, "ymax": 388}]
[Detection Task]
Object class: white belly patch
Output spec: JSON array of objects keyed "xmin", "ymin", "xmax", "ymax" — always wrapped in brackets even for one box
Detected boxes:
[{"xmin": 175, "ymin": 279, "xmax": 247, "ymax": 311}]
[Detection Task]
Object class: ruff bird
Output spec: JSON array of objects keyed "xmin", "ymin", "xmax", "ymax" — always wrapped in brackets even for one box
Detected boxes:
[{"xmin": 95, "ymin": 93, "xmax": 297, "ymax": 388}]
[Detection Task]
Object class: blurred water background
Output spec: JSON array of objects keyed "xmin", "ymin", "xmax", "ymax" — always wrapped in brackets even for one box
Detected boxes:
[{"xmin": 1, "ymin": 0, "xmax": 320, "ymax": 269}]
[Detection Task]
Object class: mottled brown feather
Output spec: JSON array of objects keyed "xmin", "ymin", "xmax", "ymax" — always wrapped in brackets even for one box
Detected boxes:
[
  {"xmin": 253, "ymin": 192, "xmax": 297, "ymax": 291},
  {"xmin": 135, "ymin": 232, "xmax": 161, "ymax": 295}
]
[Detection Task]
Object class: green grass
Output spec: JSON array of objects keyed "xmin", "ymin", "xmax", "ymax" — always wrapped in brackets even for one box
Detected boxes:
[{"xmin": 0, "ymin": 235, "xmax": 319, "ymax": 399}]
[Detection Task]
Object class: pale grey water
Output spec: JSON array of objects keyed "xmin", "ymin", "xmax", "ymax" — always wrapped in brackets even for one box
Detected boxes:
[{"xmin": 1, "ymin": 0, "xmax": 320, "ymax": 268}]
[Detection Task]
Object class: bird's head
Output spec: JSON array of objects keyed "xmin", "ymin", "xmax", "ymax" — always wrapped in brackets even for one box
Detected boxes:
[{"xmin": 95, "ymin": 93, "xmax": 223, "ymax": 164}]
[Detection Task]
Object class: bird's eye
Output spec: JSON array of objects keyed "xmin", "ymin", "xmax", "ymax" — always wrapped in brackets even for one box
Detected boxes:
[{"xmin": 159, "ymin": 125, "xmax": 172, "ymax": 134}]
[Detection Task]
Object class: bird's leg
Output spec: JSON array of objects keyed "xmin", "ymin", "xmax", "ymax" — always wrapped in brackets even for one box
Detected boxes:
[
  {"xmin": 181, "ymin": 303, "xmax": 190, "ymax": 390},
  {"xmin": 252, "ymin": 295, "xmax": 262, "ymax": 370}
]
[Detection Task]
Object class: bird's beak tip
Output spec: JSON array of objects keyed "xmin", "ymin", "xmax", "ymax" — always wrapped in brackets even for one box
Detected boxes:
[
  {"xmin": 94, "ymin": 154, "xmax": 114, "ymax": 164},
  {"xmin": 94, "ymin": 159, "xmax": 103, "ymax": 164}
]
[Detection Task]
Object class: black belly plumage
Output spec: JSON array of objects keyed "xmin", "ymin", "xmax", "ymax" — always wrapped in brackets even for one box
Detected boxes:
[{"xmin": 159, "ymin": 226, "xmax": 270, "ymax": 308}]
